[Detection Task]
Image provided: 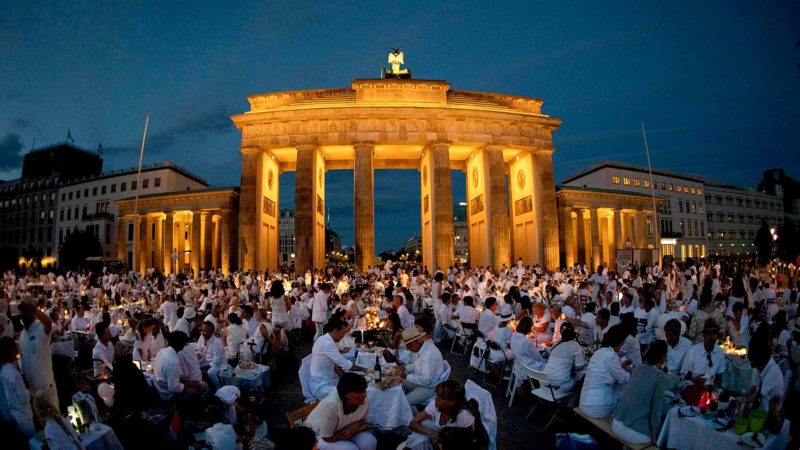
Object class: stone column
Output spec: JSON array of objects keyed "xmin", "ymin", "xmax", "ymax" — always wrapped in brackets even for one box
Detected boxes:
[
  {"xmin": 140, "ymin": 217, "xmax": 151, "ymax": 274},
  {"xmin": 590, "ymin": 208, "xmax": 601, "ymax": 270},
  {"xmin": 221, "ymin": 210, "xmax": 233, "ymax": 275},
  {"xmin": 203, "ymin": 212, "xmax": 213, "ymax": 270},
  {"xmin": 191, "ymin": 211, "xmax": 201, "ymax": 278},
  {"xmin": 535, "ymin": 151, "xmax": 560, "ymax": 270},
  {"xmin": 238, "ymin": 146, "xmax": 260, "ymax": 272},
  {"xmin": 575, "ymin": 209, "xmax": 586, "ymax": 265},
  {"xmin": 212, "ymin": 215, "xmax": 221, "ymax": 271},
  {"xmin": 132, "ymin": 216, "xmax": 141, "ymax": 273},
  {"xmin": 294, "ymin": 144, "xmax": 316, "ymax": 273},
  {"xmin": 485, "ymin": 146, "xmax": 510, "ymax": 269},
  {"xmin": 562, "ymin": 208, "xmax": 575, "ymax": 268},
  {"xmin": 155, "ymin": 216, "xmax": 163, "ymax": 272},
  {"xmin": 117, "ymin": 216, "xmax": 127, "ymax": 263},
  {"xmin": 612, "ymin": 209, "xmax": 623, "ymax": 270},
  {"xmin": 353, "ymin": 143, "xmax": 375, "ymax": 272},
  {"xmin": 430, "ymin": 143, "xmax": 455, "ymax": 269},
  {"xmin": 163, "ymin": 212, "xmax": 174, "ymax": 274}
]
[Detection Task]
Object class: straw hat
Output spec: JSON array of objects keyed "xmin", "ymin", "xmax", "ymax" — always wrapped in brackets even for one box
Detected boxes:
[{"xmin": 401, "ymin": 328, "xmax": 425, "ymax": 346}]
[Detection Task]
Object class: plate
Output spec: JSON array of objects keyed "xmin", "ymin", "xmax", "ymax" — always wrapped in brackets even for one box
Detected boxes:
[
  {"xmin": 704, "ymin": 417, "xmax": 727, "ymax": 430},
  {"xmin": 739, "ymin": 432, "xmax": 766, "ymax": 448}
]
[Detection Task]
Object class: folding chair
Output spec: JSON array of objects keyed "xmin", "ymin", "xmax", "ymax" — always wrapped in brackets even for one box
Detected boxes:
[
  {"xmin": 286, "ymin": 401, "xmax": 319, "ymax": 428},
  {"xmin": 450, "ymin": 322, "xmax": 480, "ymax": 356},
  {"xmin": 525, "ymin": 367, "xmax": 570, "ymax": 432},
  {"xmin": 482, "ymin": 340, "xmax": 510, "ymax": 388}
]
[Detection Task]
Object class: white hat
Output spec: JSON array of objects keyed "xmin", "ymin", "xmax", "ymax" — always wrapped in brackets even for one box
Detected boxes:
[
  {"xmin": 184, "ymin": 307, "xmax": 196, "ymax": 320},
  {"xmin": 498, "ymin": 304, "xmax": 514, "ymax": 322},
  {"xmin": 215, "ymin": 385, "xmax": 241, "ymax": 406}
]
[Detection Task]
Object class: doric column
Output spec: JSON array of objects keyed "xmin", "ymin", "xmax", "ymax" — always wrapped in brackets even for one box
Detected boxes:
[
  {"xmin": 117, "ymin": 216, "xmax": 127, "ymax": 263},
  {"xmin": 191, "ymin": 211, "xmax": 201, "ymax": 278},
  {"xmin": 155, "ymin": 216, "xmax": 163, "ymax": 273},
  {"xmin": 163, "ymin": 212, "xmax": 174, "ymax": 274},
  {"xmin": 353, "ymin": 143, "xmax": 375, "ymax": 272},
  {"xmin": 575, "ymin": 209, "xmax": 586, "ymax": 265},
  {"xmin": 203, "ymin": 212, "xmax": 213, "ymax": 270},
  {"xmin": 590, "ymin": 208, "xmax": 601, "ymax": 270},
  {"xmin": 140, "ymin": 216, "xmax": 151, "ymax": 274},
  {"xmin": 221, "ymin": 209, "xmax": 233, "ymax": 275},
  {"xmin": 132, "ymin": 215, "xmax": 141, "ymax": 273},
  {"xmin": 535, "ymin": 151, "xmax": 560, "ymax": 270},
  {"xmin": 238, "ymin": 146, "xmax": 260, "ymax": 272},
  {"xmin": 612, "ymin": 209, "xmax": 623, "ymax": 270},
  {"xmin": 421, "ymin": 142, "xmax": 455, "ymax": 271},
  {"xmin": 212, "ymin": 215, "xmax": 220, "ymax": 271},
  {"xmin": 561, "ymin": 208, "xmax": 575, "ymax": 268},
  {"xmin": 295, "ymin": 144, "xmax": 325, "ymax": 273},
  {"xmin": 485, "ymin": 145, "xmax": 510, "ymax": 269}
]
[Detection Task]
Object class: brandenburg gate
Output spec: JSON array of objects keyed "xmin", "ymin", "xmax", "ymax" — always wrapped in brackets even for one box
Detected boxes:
[{"xmin": 231, "ymin": 53, "xmax": 562, "ymax": 273}]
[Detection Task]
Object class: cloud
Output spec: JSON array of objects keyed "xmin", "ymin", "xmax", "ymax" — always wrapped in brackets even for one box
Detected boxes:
[
  {"xmin": 0, "ymin": 133, "xmax": 24, "ymax": 171},
  {"xmin": 106, "ymin": 103, "xmax": 236, "ymax": 155}
]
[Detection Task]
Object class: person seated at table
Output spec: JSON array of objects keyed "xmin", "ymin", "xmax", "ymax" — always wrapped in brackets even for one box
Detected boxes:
[
  {"xmin": 304, "ymin": 372, "xmax": 377, "ymax": 450},
  {"xmin": 0, "ymin": 336, "xmax": 35, "ymax": 439},
  {"xmin": 487, "ymin": 304, "xmax": 515, "ymax": 363},
  {"xmin": 204, "ymin": 394, "xmax": 239, "ymax": 450},
  {"xmin": 544, "ymin": 322, "xmax": 585, "ymax": 394},
  {"xmin": 252, "ymin": 307, "xmax": 280, "ymax": 358},
  {"xmin": 547, "ymin": 304, "xmax": 565, "ymax": 344},
  {"xmin": 198, "ymin": 321, "xmax": 226, "ymax": 391},
  {"xmin": 68, "ymin": 304, "xmax": 89, "ymax": 331},
  {"xmin": 611, "ymin": 340, "xmax": 667, "ymax": 445},
  {"xmin": 310, "ymin": 318, "xmax": 367, "ymax": 400},
  {"xmin": 275, "ymin": 426, "xmax": 317, "ymax": 450},
  {"xmin": 92, "ymin": 321, "xmax": 115, "ymax": 378},
  {"xmin": 662, "ymin": 318, "xmax": 691, "ymax": 375},
  {"xmin": 531, "ymin": 302, "xmax": 551, "ymax": 343},
  {"xmin": 746, "ymin": 335, "xmax": 784, "ymax": 412},
  {"xmin": 451, "ymin": 296, "xmax": 479, "ymax": 326},
  {"xmin": 725, "ymin": 302, "xmax": 749, "ymax": 346},
  {"xmin": 680, "ymin": 318, "xmax": 724, "ymax": 388},
  {"xmin": 133, "ymin": 317, "xmax": 158, "ymax": 364},
  {"xmin": 434, "ymin": 292, "xmax": 456, "ymax": 343},
  {"xmin": 153, "ymin": 331, "xmax": 209, "ymax": 413},
  {"xmin": 618, "ymin": 313, "xmax": 643, "ymax": 367},
  {"xmin": 32, "ymin": 391, "xmax": 85, "ymax": 450},
  {"xmin": 406, "ymin": 379, "xmax": 475, "ymax": 450},
  {"xmin": 398, "ymin": 318, "xmax": 445, "ymax": 409},
  {"xmin": 393, "ymin": 294, "xmax": 415, "ymax": 331},
  {"xmin": 223, "ymin": 313, "xmax": 247, "ymax": 367},
  {"xmin": 477, "ymin": 297, "xmax": 499, "ymax": 338},
  {"xmin": 579, "ymin": 325, "xmax": 632, "ymax": 418}
]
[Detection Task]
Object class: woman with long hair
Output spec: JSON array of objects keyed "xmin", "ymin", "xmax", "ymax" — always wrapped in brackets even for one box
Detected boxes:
[
  {"xmin": 268, "ymin": 280, "xmax": 292, "ymax": 330},
  {"xmin": 407, "ymin": 379, "xmax": 475, "ymax": 450}
]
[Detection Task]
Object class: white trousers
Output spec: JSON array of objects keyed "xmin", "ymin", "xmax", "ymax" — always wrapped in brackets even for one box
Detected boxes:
[{"xmin": 317, "ymin": 431, "xmax": 377, "ymax": 450}]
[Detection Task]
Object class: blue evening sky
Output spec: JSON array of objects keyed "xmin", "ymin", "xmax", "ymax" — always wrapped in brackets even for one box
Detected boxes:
[{"xmin": 1, "ymin": 1, "xmax": 798, "ymax": 251}]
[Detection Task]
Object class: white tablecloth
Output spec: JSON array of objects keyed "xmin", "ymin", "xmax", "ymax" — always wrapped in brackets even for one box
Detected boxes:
[
  {"xmin": 367, "ymin": 384, "xmax": 413, "ymax": 429},
  {"xmin": 30, "ymin": 423, "xmax": 123, "ymax": 450},
  {"xmin": 657, "ymin": 407, "xmax": 789, "ymax": 450}
]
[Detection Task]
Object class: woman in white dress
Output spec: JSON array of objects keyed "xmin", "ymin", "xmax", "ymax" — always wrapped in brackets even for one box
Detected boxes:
[
  {"xmin": 223, "ymin": 313, "xmax": 247, "ymax": 366},
  {"xmin": 544, "ymin": 322, "xmax": 586, "ymax": 394},
  {"xmin": 268, "ymin": 281, "xmax": 292, "ymax": 330},
  {"xmin": 579, "ymin": 325, "xmax": 632, "ymax": 418},
  {"xmin": 407, "ymin": 379, "xmax": 475, "ymax": 450}
]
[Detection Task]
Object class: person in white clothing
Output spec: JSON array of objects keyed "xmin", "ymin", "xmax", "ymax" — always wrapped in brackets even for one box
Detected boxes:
[
  {"xmin": 662, "ymin": 319, "xmax": 691, "ymax": 375},
  {"xmin": 18, "ymin": 297, "xmax": 59, "ymax": 410},
  {"xmin": 395, "ymin": 294, "xmax": 415, "ymax": 330},
  {"xmin": 681, "ymin": 319, "xmax": 725, "ymax": 387},
  {"xmin": 477, "ymin": 297, "xmax": 500, "ymax": 338},
  {"xmin": 198, "ymin": 321, "xmax": 226, "ymax": 392},
  {"xmin": 488, "ymin": 304, "xmax": 515, "ymax": 362},
  {"xmin": 68, "ymin": 305, "xmax": 90, "ymax": 331},
  {"xmin": 451, "ymin": 296, "xmax": 479, "ymax": 325},
  {"xmin": 309, "ymin": 318, "xmax": 366, "ymax": 400},
  {"xmin": 304, "ymin": 372, "xmax": 377, "ymax": 450},
  {"xmin": 579, "ymin": 325, "xmax": 632, "ymax": 418},
  {"xmin": 397, "ymin": 319, "xmax": 446, "ymax": 408},
  {"xmin": 0, "ymin": 337, "xmax": 36, "ymax": 438},
  {"xmin": 544, "ymin": 322, "xmax": 585, "ymax": 394},
  {"xmin": 153, "ymin": 331, "xmax": 208, "ymax": 412},
  {"xmin": 92, "ymin": 322, "xmax": 115, "ymax": 378},
  {"xmin": 312, "ymin": 284, "xmax": 332, "ymax": 342}
]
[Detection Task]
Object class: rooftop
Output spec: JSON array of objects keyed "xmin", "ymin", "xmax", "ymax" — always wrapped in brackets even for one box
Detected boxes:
[
  {"xmin": 562, "ymin": 160, "xmax": 706, "ymax": 184},
  {"xmin": 60, "ymin": 161, "xmax": 208, "ymax": 187}
]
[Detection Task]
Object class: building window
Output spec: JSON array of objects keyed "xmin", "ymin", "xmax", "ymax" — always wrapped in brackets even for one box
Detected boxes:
[
  {"xmin": 92, "ymin": 187, "xmax": 98, "ymax": 196},
  {"xmin": 633, "ymin": 178, "xmax": 640, "ymax": 187},
  {"xmin": 67, "ymin": 209, "xmax": 71, "ymax": 220},
  {"xmin": 61, "ymin": 193, "xmax": 66, "ymax": 201},
  {"xmin": 679, "ymin": 202, "xmax": 683, "ymax": 213},
  {"xmin": 60, "ymin": 209, "xmax": 64, "ymax": 221},
  {"xmin": 668, "ymin": 183, "xmax": 673, "ymax": 191},
  {"xmin": 111, "ymin": 184, "xmax": 117, "ymax": 193},
  {"xmin": 690, "ymin": 187, "xmax": 695, "ymax": 194},
  {"xmin": 680, "ymin": 221, "xmax": 684, "ymax": 235},
  {"xmin": 643, "ymin": 179, "xmax": 649, "ymax": 188},
  {"xmin": 623, "ymin": 177, "xmax": 630, "ymax": 186},
  {"xmin": 142, "ymin": 179, "xmax": 149, "ymax": 189},
  {"xmin": 612, "ymin": 175, "xmax": 620, "ymax": 185},
  {"xmin": 692, "ymin": 201, "xmax": 697, "ymax": 213},
  {"xmin": 701, "ymin": 223, "xmax": 705, "ymax": 236},
  {"xmin": 653, "ymin": 181, "xmax": 658, "ymax": 190},
  {"xmin": 131, "ymin": 181, "xmax": 137, "ymax": 190},
  {"xmin": 121, "ymin": 182, "xmax": 127, "ymax": 192},
  {"xmin": 128, "ymin": 223, "xmax": 134, "ymax": 241},
  {"xmin": 69, "ymin": 192, "xmax": 73, "ymax": 200},
  {"xmin": 101, "ymin": 185, "xmax": 107, "ymax": 195},
  {"xmin": 683, "ymin": 185, "xmax": 688, "ymax": 193},
  {"xmin": 154, "ymin": 177, "xmax": 161, "ymax": 187},
  {"xmin": 82, "ymin": 206, "xmax": 87, "ymax": 218}
]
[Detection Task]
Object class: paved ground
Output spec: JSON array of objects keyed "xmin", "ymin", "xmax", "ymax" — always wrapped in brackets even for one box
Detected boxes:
[{"xmin": 257, "ymin": 331, "xmax": 619, "ymax": 450}]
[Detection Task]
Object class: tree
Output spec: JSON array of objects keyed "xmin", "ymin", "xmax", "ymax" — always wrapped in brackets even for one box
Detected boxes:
[
  {"xmin": 754, "ymin": 220, "xmax": 773, "ymax": 266},
  {"xmin": 59, "ymin": 228, "xmax": 103, "ymax": 271},
  {"xmin": 0, "ymin": 246, "xmax": 19, "ymax": 271},
  {"xmin": 777, "ymin": 217, "xmax": 800, "ymax": 262}
]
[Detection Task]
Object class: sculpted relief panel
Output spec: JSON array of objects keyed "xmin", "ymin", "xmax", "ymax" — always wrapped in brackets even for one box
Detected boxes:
[{"xmin": 240, "ymin": 117, "xmax": 554, "ymax": 148}]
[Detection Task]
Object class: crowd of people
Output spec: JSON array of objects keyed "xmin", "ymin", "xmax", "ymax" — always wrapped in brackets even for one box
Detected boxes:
[{"xmin": 0, "ymin": 254, "xmax": 796, "ymax": 449}]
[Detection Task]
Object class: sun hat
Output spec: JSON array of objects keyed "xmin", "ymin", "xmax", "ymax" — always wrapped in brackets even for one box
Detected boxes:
[
  {"xmin": 401, "ymin": 328, "xmax": 425, "ymax": 346},
  {"xmin": 498, "ymin": 304, "xmax": 514, "ymax": 322}
]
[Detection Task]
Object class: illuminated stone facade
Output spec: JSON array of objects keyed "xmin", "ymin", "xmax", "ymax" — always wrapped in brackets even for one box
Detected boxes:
[{"xmin": 231, "ymin": 77, "xmax": 562, "ymax": 273}]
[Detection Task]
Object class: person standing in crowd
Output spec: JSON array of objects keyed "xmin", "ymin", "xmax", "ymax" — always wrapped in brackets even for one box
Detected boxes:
[
  {"xmin": 18, "ymin": 295, "xmax": 59, "ymax": 409},
  {"xmin": 313, "ymin": 284, "xmax": 332, "ymax": 342},
  {"xmin": 269, "ymin": 280, "xmax": 293, "ymax": 331},
  {"xmin": 0, "ymin": 336, "xmax": 36, "ymax": 439}
]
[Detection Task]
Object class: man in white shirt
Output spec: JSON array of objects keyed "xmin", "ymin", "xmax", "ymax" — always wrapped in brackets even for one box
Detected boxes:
[
  {"xmin": 394, "ymin": 294, "xmax": 415, "ymax": 330},
  {"xmin": 0, "ymin": 336, "xmax": 36, "ymax": 438},
  {"xmin": 304, "ymin": 372, "xmax": 376, "ymax": 450},
  {"xmin": 153, "ymin": 331, "xmax": 208, "ymax": 411},
  {"xmin": 198, "ymin": 321, "xmax": 226, "ymax": 391},
  {"xmin": 681, "ymin": 319, "xmax": 725, "ymax": 386},
  {"xmin": 478, "ymin": 297, "xmax": 500, "ymax": 337},
  {"xmin": 69, "ymin": 305, "xmax": 90, "ymax": 331},
  {"xmin": 398, "ymin": 319, "xmax": 445, "ymax": 409},
  {"xmin": 748, "ymin": 339, "xmax": 784, "ymax": 411},
  {"xmin": 19, "ymin": 297, "xmax": 59, "ymax": 409},
  {"xmin": 312, "ymin": 284, "xmax": 331, "ymax": 342},
  {"xmin": 92, "ymin": 322, "xmax": 115, "ymax": 378},
  {"xmin": 309, "ymin": 318, "xmax": 366, "ymax": 400},
  {"xmin": 663, "ymin": 319, "xmax": 691, "ymax": 375},
  {"xmin": 452, "ymin": 296, "xmax": 479, "ymax": 325}
]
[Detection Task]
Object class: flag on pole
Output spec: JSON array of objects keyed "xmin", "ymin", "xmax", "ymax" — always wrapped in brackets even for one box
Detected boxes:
[
  {"xmin": 66, "ymin": 128, "xmax": 75, "ymax": 144},
  {"xmin": 97, "ymin": 142, "xmax": 104, "ymax": 155}
]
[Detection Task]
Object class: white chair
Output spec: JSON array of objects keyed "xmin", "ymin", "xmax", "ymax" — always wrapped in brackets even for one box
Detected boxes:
[
  {"xmin": 465, "ymin": 379, "xmax": 497, "ymax": 450},
  {"xmin": 450, "ymin": 322, "xmax": 479, "ymax": 356},
  {"xmin": 416, "ymin": 361, "xmax": 452, "ymax": 408},
  {"xmin": 525, "ymin": 367, "xmax": 570, "ymax": 431},
  {"xmin": 298, "ymin": 355, "xmax": 315, "ymax": 404}
]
